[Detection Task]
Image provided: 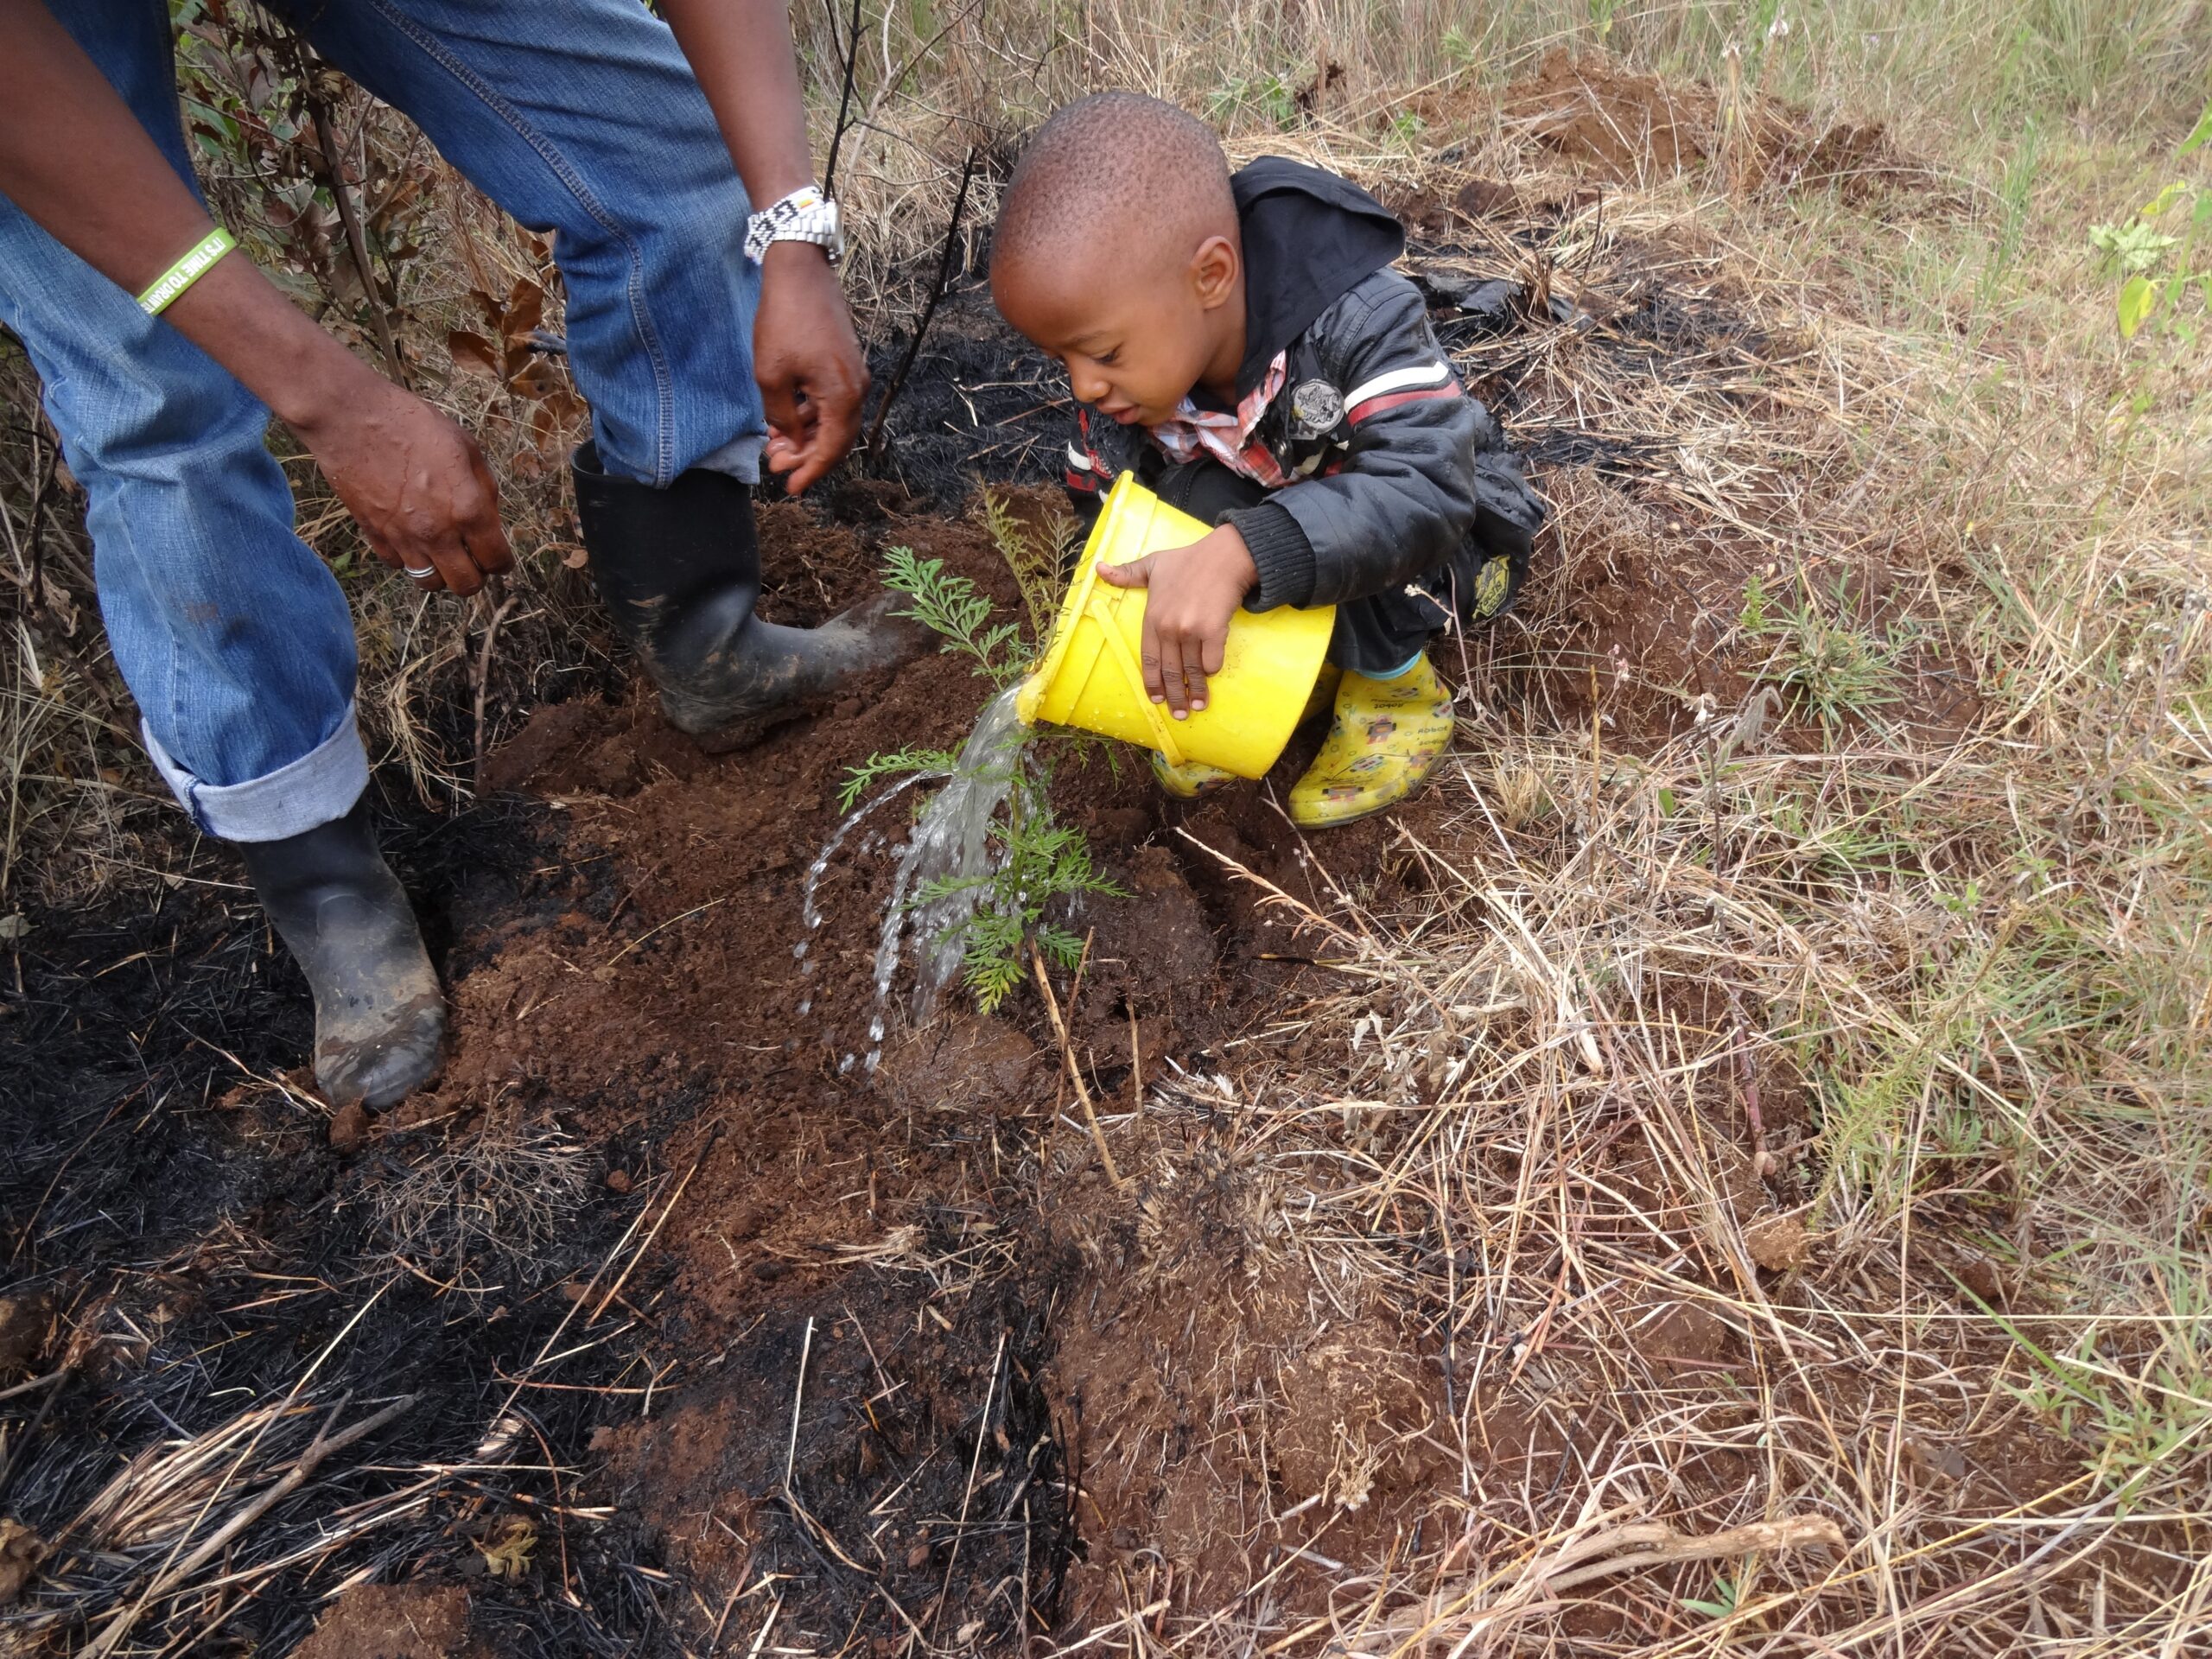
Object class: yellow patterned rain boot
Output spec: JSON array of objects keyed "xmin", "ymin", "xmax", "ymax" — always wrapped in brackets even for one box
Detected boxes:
[
  {"xmin": 1151, "ymin": 665, "xmax": 1343, "ymax": 799},
  {"xmin": 1287, "ymin": 654, "xmax": 1454, "ymax": 828}
]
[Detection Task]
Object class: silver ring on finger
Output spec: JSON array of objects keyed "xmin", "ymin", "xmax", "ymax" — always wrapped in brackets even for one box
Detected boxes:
[{"xmin": 404, "ymin": 564, "xmax": 437, "ymax": 581}]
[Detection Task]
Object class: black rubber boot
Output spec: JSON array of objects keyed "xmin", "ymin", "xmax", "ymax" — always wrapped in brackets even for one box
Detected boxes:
[
  {"xmin": 571, "ymin": 443, "xmax": 925, "ymax": 747},
  {"xmin": 238, "ymin": 800, "xmax": 445, "ymax": 1110}
]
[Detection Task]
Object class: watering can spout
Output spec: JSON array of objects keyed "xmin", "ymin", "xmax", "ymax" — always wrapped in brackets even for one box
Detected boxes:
[{"xmin": 1016, "ymin": 475, "xmax": 1333, "ymax": 779}]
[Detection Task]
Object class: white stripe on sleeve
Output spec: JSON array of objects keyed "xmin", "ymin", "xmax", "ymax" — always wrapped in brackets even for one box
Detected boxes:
[{"xmin": 1343, "ymin": 361, "xmax": 1453, "ymax": 409}]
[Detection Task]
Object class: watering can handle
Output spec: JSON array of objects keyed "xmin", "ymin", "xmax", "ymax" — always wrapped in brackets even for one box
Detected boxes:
[
  {"xmin": 1093, "ymin": 601, "xmax": 1186, "ymax": 767},
  {"xmin": 1055, "ymin": 542, "xmax": 1187, "ymax": 768}
]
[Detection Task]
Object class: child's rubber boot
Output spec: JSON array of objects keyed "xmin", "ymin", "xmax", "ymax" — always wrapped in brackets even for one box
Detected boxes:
[
  {"xmin": 1150, "ymin": 665, "xmax": 1343, "ymax": 799},
  {"xmin": 1287, "ymin": 655, "xmax": 1454, "ymax": 828}
]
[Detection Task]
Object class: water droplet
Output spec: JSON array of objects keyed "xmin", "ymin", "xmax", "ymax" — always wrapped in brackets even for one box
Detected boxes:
[{"xmin": 798, "ymin": 768, "xmax": 941, "ymax": 938}]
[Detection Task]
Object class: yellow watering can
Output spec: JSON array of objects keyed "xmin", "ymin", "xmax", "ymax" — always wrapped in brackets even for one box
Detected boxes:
[{"xmin": 1015, "ymin": 474, "xmax": 1335, "ymax": 779}]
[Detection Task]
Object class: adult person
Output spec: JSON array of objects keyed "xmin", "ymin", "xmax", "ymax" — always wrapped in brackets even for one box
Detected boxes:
[{"xmin": 0, "ymin": 1, "xmax": 918, "ymax": 1109}]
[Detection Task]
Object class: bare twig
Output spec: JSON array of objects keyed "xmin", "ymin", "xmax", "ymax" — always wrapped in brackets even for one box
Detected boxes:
[
  {"xmin": 820, "ymin": 0, "xmax": 867, "ymax": 200},
  {"xmin": 1032, "ymin": 941, "xmax": 1128, "ymax": 1192},
  {"xmin": 299, "ymin": 70, "xmax": 409, "ymax": 387},
  {"xmin": 864, "ymin": 146, "xmax": 979, "ymax": 461},
  {"xmin": 785, "ymin": 1313, "xmax": 815, "ymax": 1491},
  {"xmin": 470, "ymin": 582, "xmax": 520, "ymax": 780}
]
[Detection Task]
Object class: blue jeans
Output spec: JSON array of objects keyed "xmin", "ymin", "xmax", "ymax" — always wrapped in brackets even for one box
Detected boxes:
[{"xmin": 0, "ymin": 0, "xmax": 765, "ymax": 840}]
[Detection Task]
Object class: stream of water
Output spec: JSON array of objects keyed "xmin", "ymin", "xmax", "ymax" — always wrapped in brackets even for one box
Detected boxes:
[
  {"xmin": 790, "ymin": 768, "xmax": 937, "ymax": 1019},
  {"xmin": 867, "ymin": 685, "xmax": 1027, "ymax": 1064},
  {"xmin": 789, "ymin": 684, "xmax": 1030, "ymax": 1071}
]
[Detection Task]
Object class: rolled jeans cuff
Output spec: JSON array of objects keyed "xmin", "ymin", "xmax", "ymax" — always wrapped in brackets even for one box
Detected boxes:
[
  {"xmin": 143, "ymin": 702, "xmax": 371, "ymax": 843},
  {"xmin": 693, "ymin": 430, "xmax": 766, "ymax": 485}
]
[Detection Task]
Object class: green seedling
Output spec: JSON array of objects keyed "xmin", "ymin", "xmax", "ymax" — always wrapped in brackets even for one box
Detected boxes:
[{"xmin": 846, "ymin": 543, "xmax": 1120, "ymax": 1013}]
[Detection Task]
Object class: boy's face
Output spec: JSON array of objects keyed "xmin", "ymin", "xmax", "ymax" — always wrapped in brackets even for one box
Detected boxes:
[{"xmin": 993, "ymin": 234, "xmax": 1243, "ymax": 429}]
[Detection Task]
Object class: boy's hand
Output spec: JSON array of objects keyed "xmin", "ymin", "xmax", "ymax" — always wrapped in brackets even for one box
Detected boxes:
[{"xmin": 1096, "ymin": 524, "xmax": 1258, "ymax": 718}]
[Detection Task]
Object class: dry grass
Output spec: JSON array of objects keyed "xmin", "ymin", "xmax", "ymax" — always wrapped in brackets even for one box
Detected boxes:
[
  {"xmin": 352, "ymin": 1109, "xmax": 595, "ymax": 1293},
  {"xmin": 1017, "ymin": 26, "xmax": 2211, "ymax": 1649}
]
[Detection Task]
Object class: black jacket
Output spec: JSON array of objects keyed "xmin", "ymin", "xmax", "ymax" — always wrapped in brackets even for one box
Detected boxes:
[{"xmin": 1062, "ymin": 157, "xmax": 1544, "ymax": 635}]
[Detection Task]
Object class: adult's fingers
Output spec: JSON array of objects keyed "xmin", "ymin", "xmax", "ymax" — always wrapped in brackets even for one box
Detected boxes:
[
  {"xmin": 772, "ymin": 398, "xmax": 831, "ymax": 495},
  {"xmin": 460, "ymin": 448, "xmax": 513, "ymax": 576},
  {"xmin": 787, "ymin": 372, "xmax": 863, "ymax": 496},
  {"xmin": 424, "ymin": 529, "xmax": 484, "ymax": 596},
  {"xmin": 758, "ymin": 358, "xmax": 804, "ymax": 448}
]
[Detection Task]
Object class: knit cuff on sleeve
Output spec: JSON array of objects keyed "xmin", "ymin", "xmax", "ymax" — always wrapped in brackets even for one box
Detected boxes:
[{"xmin": 1230, "ymin": 501, "xmax": 1317, "ymax": 611}]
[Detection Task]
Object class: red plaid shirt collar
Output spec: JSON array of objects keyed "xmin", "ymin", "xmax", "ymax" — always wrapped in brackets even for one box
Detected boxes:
[{"xmin": 1147, "ymin": 352, "xmax": 1289, "ymax": 488}]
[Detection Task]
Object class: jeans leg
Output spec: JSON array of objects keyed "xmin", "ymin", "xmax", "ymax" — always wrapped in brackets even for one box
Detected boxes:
[
  {"xmin": 277, "ymin": 0, "xmax": 766, "ymax": 486},
  {"xmin": 0, "ymin": 0, "xmax": 365, "ymax": 841}
]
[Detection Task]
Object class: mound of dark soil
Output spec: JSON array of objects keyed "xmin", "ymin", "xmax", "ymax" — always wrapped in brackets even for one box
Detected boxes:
[{"xmin": 1500, "ymin": 48, "xmax": 1933, "ymax": 199}]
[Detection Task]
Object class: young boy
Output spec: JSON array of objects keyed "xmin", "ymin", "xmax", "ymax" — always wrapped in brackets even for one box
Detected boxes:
[{"xmin": 989, "ymin": 92, "xmax": 1544, "ymax": 827}]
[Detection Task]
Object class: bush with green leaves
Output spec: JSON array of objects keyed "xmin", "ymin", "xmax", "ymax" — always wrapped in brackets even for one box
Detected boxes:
[
  {"xmin": 911, "ymin": 810, "xmax": 1121, "ymax": 1011},
  {"xmin": 2089, "ymin": 96, "xmax": 2212, "ymax": 342}
]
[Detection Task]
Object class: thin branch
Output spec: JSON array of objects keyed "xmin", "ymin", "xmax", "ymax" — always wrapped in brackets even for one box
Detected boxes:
[
  {"xmin": 864, "ymin": 145, "xmax": 979, "ymax": 462},
  {"xmin": 821, "ymin": 0, "xmax": 867, "ymax": 200},
  {"xmin": 1031, "ymin": 938, "xmax": 1128, "ymax": 1192},
  {"xmin": 298, "ymin": 68, "xmax": 409, "ymax": 387}
]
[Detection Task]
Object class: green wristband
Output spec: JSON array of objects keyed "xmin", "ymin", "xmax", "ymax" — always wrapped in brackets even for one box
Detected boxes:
[{"xmin": 136, "ymin": 226, "xmax": 237, "ymax": 316}]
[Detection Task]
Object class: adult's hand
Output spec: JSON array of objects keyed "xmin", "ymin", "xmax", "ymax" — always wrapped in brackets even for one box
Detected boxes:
[
  {"xmin": 293, "ymin": 375, "xmax": 512, "ymax": 595},
  {"xmin": 661, "ymin": 0, "xmax": 869, "ymax": 493},
  {"xmin": 754, "ymin": 240, "xmax": 868, "ymax": 494},
  {"xmin": 0, "ymin": 0, "xmax": 512, "ymax": 592}
]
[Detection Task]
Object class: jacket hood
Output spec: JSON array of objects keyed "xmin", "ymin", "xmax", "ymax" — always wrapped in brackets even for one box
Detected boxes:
[{"xmin": 1231, "ymin": 156, "xmax": 1406, "ymax": 397}]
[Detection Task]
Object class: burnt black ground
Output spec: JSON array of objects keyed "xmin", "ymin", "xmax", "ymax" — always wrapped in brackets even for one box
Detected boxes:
[
  {"xmin": 0, "ymin": 796, "xmax": 676, "ymax": 1654},
  {"xmin": 0, "ymin": 262, "xmax": 1086, "ymax": 1653}
]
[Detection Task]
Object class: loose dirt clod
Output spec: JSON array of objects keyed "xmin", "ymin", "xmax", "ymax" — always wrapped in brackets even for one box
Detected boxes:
[
  {"xmin": 0, "ymin": 1295, "xmax": 51, "ymax": 1379},
  {"xmin": 0, "ymin": 1522, "xmax": 48, "ymax": 1608},
  {"xmin": 327, "ymin": 1101, "xmax": 370, "ymax": 1154},
  {"xmin": 1746, "ymin": 1211, "xmax": 1813, "ymax": 1272},
  {"xmin": 1502, "ymin": 48, "xmax": 1929, "ymax": 199},
  {"xmin": 289, "ymin": 1582, "xmax": 469, "ymax": 1659}
]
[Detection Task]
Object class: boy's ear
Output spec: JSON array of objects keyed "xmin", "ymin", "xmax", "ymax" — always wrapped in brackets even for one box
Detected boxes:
[{"xmin": 1188, "ymin": 234, "xmax": 1241, "ymax": 309}]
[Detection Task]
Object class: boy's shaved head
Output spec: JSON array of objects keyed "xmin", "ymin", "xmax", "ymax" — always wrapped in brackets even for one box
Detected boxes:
[
  {"xmin": 993, "ymin": 92, "xmax": 1236, "ymax": 277},
  {"xmin": 992, "ymin": 93, "xmax": 1249, "ymax": 434}
]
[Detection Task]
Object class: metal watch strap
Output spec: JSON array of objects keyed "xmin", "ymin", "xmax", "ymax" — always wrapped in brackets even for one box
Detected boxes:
[{"xmin": 744, "ymin": 185, "xmax": 842, "ymax": 265}]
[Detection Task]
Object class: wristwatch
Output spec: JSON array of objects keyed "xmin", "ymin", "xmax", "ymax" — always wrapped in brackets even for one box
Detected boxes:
[{"xmin": 745, "ymin": 184, "xmax": 845, "ymax": 266}]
